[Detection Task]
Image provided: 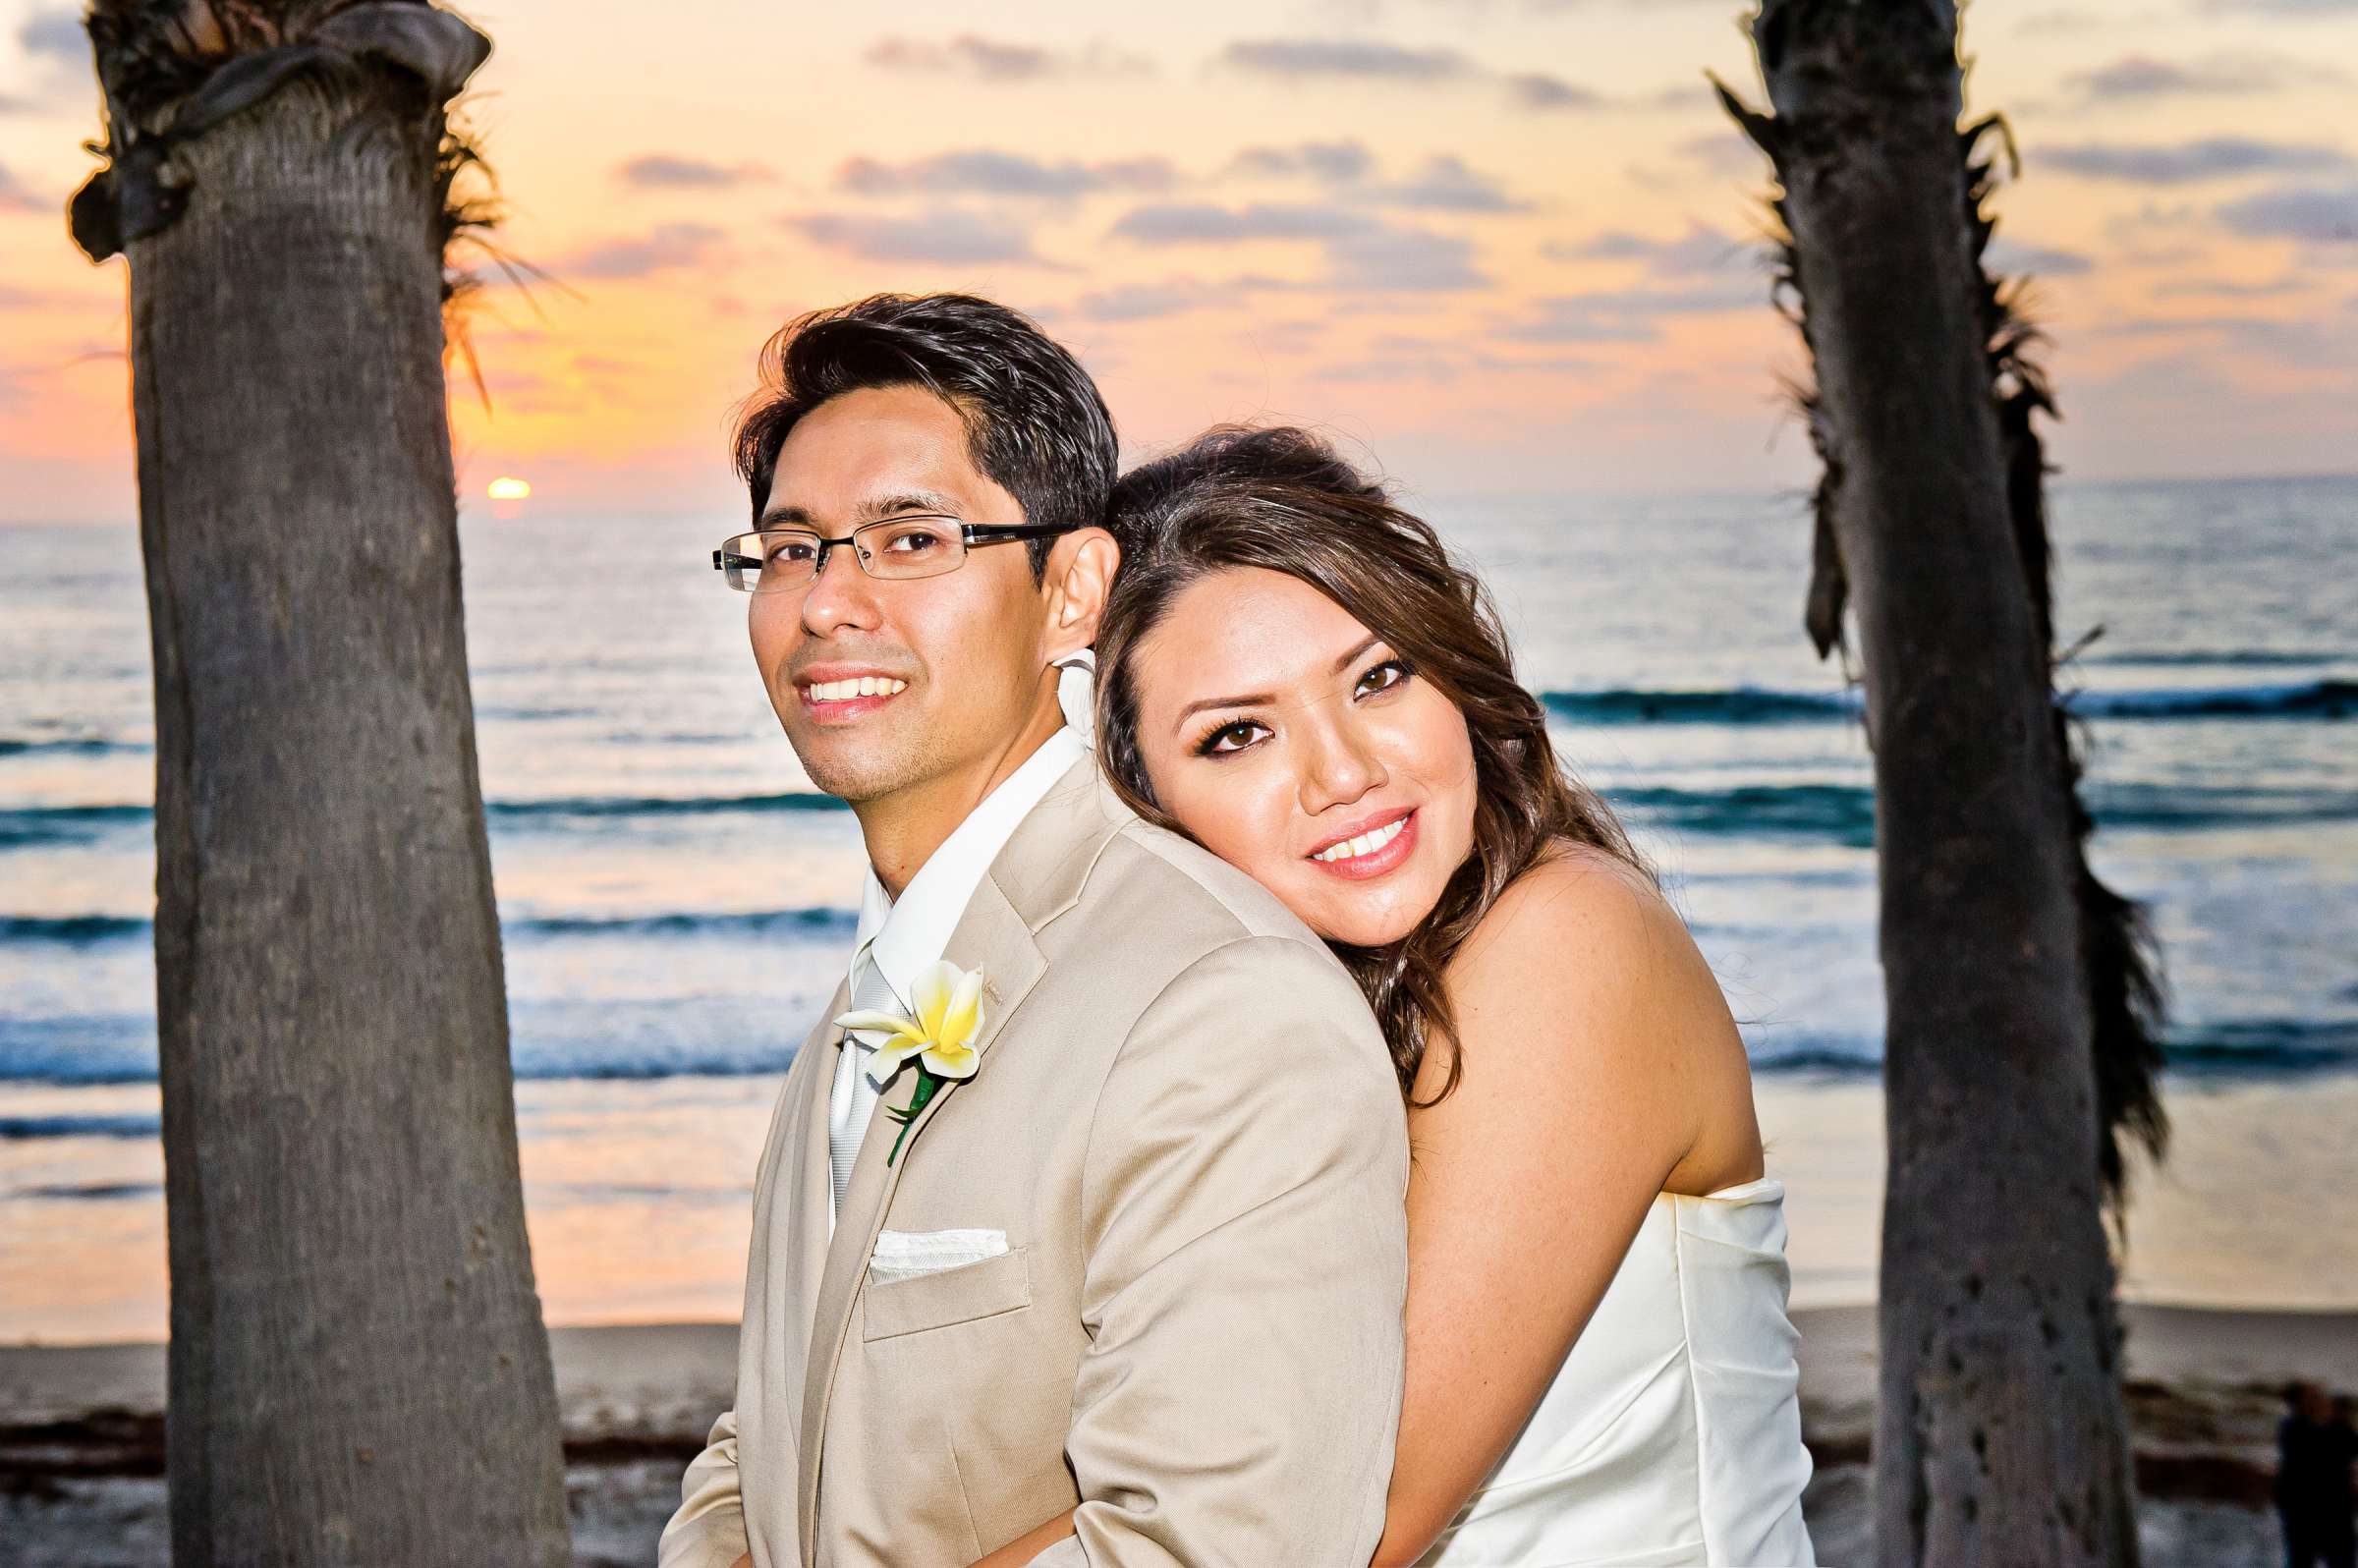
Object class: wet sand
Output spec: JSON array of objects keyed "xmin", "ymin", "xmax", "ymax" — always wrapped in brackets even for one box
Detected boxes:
[{"xmin": 11, "ymin": 1071, "xmax": 2358, "ymax": 1349}]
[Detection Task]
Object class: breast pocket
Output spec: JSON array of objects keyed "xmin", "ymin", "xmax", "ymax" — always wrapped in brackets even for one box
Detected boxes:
[{"xmin": 862, "ymin": 1246, "xmax": 1033, "ymax": 1342}]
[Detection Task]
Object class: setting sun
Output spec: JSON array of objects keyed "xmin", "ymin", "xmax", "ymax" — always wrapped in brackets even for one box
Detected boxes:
[{"xmin": 486, "ymin": 476, "xmax": 533, "ymax": 501}]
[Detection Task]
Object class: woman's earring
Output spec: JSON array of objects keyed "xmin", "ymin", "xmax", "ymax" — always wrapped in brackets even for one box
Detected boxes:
[{"xmin": 1054, "ymin": 650, "xmax": 1097, "ymax": 746}]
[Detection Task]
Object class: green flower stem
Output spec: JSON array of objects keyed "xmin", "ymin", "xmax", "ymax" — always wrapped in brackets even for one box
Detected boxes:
[{"xmin": 886, "ymin": 1068, "xmax": 944, "ymax": 1166}]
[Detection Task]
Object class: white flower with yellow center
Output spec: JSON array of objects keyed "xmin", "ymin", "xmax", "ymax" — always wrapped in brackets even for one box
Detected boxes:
[{"xmin": 834, "ymin": 959, "xmax": 986, "ymax": 1164}]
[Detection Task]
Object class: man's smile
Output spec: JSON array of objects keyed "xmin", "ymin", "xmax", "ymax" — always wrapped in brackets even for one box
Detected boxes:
[{"xmin": 793, "ymin": 666, "xmax": 912, "ymax": 724}]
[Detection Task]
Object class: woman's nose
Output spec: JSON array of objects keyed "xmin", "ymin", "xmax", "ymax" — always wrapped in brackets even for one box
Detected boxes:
[{"xmin": 1300, "ymin": 712, "xmax": 1388, "ymax": 815}]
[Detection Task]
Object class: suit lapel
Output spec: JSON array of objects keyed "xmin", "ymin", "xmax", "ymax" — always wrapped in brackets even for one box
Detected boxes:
[
  {"xmin": 787, "ymin": 978, "xmax": 849, "ymax": 1349},
  {"xmin": 796, "ymin": 875, "xmax": 1047, "ymax": 1557}
]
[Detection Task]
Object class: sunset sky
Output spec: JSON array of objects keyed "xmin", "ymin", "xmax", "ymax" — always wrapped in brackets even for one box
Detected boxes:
[{"xmin": 2, "ymin": 0, "xmax": 2354, "ymax": 524}]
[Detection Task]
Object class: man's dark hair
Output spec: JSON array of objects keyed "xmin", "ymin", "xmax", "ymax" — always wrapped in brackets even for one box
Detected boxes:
[{"xmin": 731, "ymin": 293, "xmax": 1118, "ymax": 578}]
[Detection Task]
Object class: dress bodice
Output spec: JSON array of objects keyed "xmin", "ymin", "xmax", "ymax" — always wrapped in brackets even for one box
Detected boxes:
[{"xmin": 1414, "ymin": 1177, "xmax": 1817, "ymax": 1567}]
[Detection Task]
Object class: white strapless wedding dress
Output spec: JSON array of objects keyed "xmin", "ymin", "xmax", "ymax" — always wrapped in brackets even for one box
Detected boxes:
[{"xmin": 1414, "ymin": 1177, "xmax": 1817, "ymax": 1567}]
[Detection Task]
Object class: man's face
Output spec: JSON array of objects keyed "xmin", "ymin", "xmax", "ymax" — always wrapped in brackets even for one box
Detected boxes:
[{"xmin": 749, "ymin": 383, "xmax": 1054, "ymax": 807}]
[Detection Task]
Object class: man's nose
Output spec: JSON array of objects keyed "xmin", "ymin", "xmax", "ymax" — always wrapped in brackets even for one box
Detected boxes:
[{"xmin": 799, "ymin": 540, "xmax": 881, "ymax": 636}]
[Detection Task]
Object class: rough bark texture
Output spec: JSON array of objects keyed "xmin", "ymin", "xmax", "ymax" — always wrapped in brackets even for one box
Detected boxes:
[
  {"xmin": 1719, "ymin": 3, "xmax": 2142, "ymax": 1564},
  {"xmin": 87, "ymin": 7, "xmax": 571, "ymax": 1561}
]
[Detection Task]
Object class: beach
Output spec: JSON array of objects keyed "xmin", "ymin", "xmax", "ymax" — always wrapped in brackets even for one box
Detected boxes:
[
  {"xmin": 11, "ymin": 1047, "xmax": 2344, "ymax": 1562},
  {"xmin": 7, "ymin": 1302, "xmax": 2351, "ymax": 1566},
  {"xmin": 7, "ymin": 1076, "xmax": 2356, "ymax": 1563},
  {"xmin": 1756, "ymin": 1074, "xmax": 2358, "ymax": 1312},
  {"xmin": 9, "ymin": 1071, "xmax": 2358, "ymax": 1346}
]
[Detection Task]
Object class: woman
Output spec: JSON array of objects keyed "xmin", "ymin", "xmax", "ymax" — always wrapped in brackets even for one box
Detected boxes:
[{"xmin": 984, "ymin": 426, "xmax": 1814, "ymax": 1567}]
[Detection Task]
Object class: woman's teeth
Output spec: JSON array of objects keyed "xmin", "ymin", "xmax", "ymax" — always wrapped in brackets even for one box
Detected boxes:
[
  {"xmin": 805, "ymin": 677, "xmax": 907, "ymax": 702},
  {"xmin": 1313, "ymin": 816, "xmax": 1407, "ymax": 864}
]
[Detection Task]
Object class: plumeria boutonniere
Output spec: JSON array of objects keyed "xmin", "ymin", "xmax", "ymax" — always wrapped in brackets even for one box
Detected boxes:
[{"xmin": 835, "ymin": 959, "xmax": 987, "ymax": 1166}]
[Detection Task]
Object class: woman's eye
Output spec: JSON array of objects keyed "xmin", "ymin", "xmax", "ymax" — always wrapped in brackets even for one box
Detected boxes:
[
  {"xmin": 1357, "ymin": 658, "xmax": 1411, "ymax": 697},
  {"xmin": 1197, "ymin": 720, "xmax": 1267, "ymax": 757}
]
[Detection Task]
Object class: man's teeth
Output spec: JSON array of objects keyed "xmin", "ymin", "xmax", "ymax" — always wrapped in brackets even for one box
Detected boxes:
[
  {"xmin": 805, "ymin": 677, "xmax": 908, "ymax": 702},
  {"xmin": 1313, "ymin": 816, "xmax": 1407, "ymax": 864}
]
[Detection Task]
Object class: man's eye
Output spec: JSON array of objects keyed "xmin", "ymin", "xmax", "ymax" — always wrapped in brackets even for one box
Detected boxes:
[
  {"xmin": 1358, "ymin": 658, "xmax": 1411, "ymax": 697},
  {"xmin": 765, "ymin": 538, "xmax": 816, "ymax": 564},
  {"xmin": 1198, "ymin": 721, "xmax": 1267, "ymax": 757},
  {"xmin": 878, "ymin": 525, "xmax": 947, "ymax": 554}
]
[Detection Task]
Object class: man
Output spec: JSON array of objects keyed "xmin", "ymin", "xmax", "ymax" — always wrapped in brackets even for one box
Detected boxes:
[
  {"xmin": 2279, "ymin": 1382, "xmax": 2358, "ymax": 1568},
  {"xmin": 659, "ymin": 294, "xmax": 1409, "ymax": 1568}
]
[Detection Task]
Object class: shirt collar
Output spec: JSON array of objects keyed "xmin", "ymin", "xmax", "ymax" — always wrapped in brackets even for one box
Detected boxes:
[{"xmin": 852, "ymin": 726, "xmax": 1089, "ymax": 1005}]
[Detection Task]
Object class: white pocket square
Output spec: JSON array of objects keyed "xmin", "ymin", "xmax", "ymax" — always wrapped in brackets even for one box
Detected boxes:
[{"xmin": 869, "ymin": 1227, "xmax": 1007, "ymax": 1284}]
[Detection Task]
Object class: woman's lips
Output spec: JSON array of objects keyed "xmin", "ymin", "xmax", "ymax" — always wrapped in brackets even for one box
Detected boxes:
[{"xmin": 1306, "ymin": 808, "xmax": 1419, "ymax": 882}]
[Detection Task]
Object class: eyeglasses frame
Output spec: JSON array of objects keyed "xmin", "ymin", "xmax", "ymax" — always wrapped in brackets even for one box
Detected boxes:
[{"xmin": 711, "ymin": 514, "xmax": 1080, "ymax": 591}]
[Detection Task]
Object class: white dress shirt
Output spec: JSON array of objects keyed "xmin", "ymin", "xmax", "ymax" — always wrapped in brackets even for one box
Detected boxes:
[{"xmin": 827, "ymin": 725, "xmax": 1089, "ymax": 1220}]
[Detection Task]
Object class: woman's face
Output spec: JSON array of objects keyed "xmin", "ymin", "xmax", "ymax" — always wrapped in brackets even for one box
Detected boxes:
[{"xmin": 1129, "ymin": 567, "xmax": 1479, "ymax": 947}]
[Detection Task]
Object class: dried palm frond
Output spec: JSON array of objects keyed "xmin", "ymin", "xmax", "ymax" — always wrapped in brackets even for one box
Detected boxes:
[
  {"xmin": 1715, "ymin": 66, "xmax": 2168, "ymax": 1220},
  {"xmin": 1961, "ymin": 114, "xmax": 2170, "ymax": 1217}
]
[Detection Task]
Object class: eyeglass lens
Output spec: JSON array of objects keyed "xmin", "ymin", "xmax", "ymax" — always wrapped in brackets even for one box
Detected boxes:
[{"xmin": 720, "ymin": 518, "xmax": 970, "ymax": 592}]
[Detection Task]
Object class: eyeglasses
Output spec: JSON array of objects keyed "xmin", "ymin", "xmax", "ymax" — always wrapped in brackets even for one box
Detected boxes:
[{"xmin": 713, "ymin": 514, "xmax": 1076, "ymax": 594}]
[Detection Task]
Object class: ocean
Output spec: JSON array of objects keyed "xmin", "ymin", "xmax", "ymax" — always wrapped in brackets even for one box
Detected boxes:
[{"xmin": 2, "ymin": 474, "xmax": 2352, "ymax": 1339}]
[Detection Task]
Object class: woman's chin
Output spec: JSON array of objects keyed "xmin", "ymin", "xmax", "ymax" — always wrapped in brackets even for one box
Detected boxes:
[{"xmin": 1305, "ymin": 896, "xmax": 1432, "ymax": 950}]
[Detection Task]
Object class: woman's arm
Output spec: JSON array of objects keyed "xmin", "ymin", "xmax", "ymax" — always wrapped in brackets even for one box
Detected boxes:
[
  {"xmin": 1370, "ymin": 850, "xmax": 1763, "ymax": 1568},
  {"xmin": 967, "ymin": 1510, "xmax": 1077, "ymax": 1567}
]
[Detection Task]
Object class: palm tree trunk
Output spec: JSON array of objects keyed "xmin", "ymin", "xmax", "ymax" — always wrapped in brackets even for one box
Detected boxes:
[
  {"xmin": 74, "ymin": 5, "xmax": 569, "ymax": 1561},
  {"xmin": 1716, "ymin": 3, "xmax": 2141, "ymax": 1563}
]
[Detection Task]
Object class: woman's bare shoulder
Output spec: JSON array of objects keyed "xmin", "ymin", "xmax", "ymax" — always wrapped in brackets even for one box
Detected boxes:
[
  {"xmin": 1437, "ymin": 843, "xmax": 1743, "ymax": 1101},
  {"xmin": 1443, "ymin": 842, "xmax": 1761, "ymax": 1189},
  {"xmin": 1453, "ymin": 842, "xmax": 1694, "ymax": 992}
]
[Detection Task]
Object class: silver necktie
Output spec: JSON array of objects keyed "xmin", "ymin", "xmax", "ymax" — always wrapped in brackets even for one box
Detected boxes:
[{"xmin": 829, "ymin": 951, "xmax": 899, "ymax": 1214}]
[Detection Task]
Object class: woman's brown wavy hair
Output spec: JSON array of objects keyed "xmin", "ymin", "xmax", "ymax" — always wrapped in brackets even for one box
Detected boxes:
[{"xmin": 1095, "ymin": 426, "xmax": 1650, "ymax": 1104}]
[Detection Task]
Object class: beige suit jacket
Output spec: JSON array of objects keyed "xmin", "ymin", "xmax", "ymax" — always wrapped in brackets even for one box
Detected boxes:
[{"xmin": 659, "ymin": 757, "xmax": 1410, "ymax": 1568}]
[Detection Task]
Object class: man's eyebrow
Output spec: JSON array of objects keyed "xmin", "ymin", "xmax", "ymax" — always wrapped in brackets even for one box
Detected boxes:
[
  {"xmin": 1169, "ymin": 636, "xmax": 1388, "ymax": 735},
  {"xmin": 864, "ymin": 490, "xmax": 961, "ymax": 520},
  {"xmin": 755, "ymin": 490, "xmax": 963, "ymax": 530}
]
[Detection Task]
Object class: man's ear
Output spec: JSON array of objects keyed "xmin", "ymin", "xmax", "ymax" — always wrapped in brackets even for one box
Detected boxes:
[{"xmin": 1042, "ymin": 527, "xmax": 1119, "ymax": 662}]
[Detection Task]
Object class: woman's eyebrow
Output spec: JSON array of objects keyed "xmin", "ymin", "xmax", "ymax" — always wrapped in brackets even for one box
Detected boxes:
[
  {"xmin": 1170, "ymin": 636, "xmax": 1386, "ymax": 734},
  {"xmin": 1174, "ymin": 691, "xmax": 1273, "ymax": 729}
]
